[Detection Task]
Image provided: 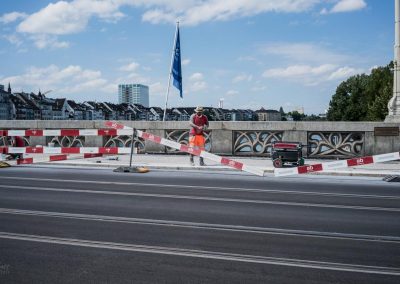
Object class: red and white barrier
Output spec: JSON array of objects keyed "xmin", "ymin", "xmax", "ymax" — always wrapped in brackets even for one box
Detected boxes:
[
  {"xmin": 0, "ymin": 147, "xmax": 132, "ymax": 155},
  {"xmin": 0, "ymin": 129, "xmax": 132, "ymax": 136},
  {"xmin": 274, "ymin": 152, "xmax": 400, "ymax": 177},
  {"xmin": 16, "ymin": 153, "xmax": 103, "ymax": 165},
  {"xmin": 104, "ymin": 121, "xmax": 265, "ymax": 176}
]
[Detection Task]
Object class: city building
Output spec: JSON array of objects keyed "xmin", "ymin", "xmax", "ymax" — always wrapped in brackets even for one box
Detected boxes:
[
  {"xmin": 255, "ymin": 107, "xmax": 281, "ymax": 121},
  {"xmin": 0, "ymin": 84, "xmax": 11, "ymax": 120},
  {"xmin": 118, "ymin": 84, "xmax": 149, "ymax": 107}
]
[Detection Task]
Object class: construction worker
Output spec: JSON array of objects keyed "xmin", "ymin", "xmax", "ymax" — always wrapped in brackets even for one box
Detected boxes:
[
  {"xmin": 189, "ymin": 106, "xmax": 209, "ymax": 166},
  {"xmin": 9, "ymin": 136, "xmax": 24, "ymax": 160}
]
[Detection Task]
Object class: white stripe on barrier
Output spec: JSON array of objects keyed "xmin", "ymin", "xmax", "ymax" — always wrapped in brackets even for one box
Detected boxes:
[
  {"xmin": 78, "ymin": 129, "xmax": 98, "ymax": 136},
  {"xmin": 80, "ymin": 147, "xmax": 99, "ymax": 154},
  {"xmin": 200, "ymin": 151, "xmax": 222, "ymax": 164},
  {"xmin": 8, "ymin": 130, "xmax": 25, "ymax": 136},
  {"xmin": 42, "ymin": 147, "xmax": 62, "ymax": 154},
  {"xmin": 373, "ymin": 152, "xmax": 400, "ymax": 163},
  {"xmin": 118, "ymin": 129, "xmax": 134, "ymax": 135},
  {"xmin": 161, "ymin": 138, "xmax": 182, "ymax": 150},
  {"xmin": 322, "ymin": 160, "xmax": 348, "ymax": 171},
  {"xmin": 42, "ymin": 130, "xmax": 61, "ymax": 136},
  {"xmin": 8, "ymin": 147, "xmax": 26, "ymax": 154}
]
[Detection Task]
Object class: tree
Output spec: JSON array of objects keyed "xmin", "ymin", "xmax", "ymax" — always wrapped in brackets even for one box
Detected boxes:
[
  {"xmin": 288, "ymin": 111, "xmax": 304, "ymax": 121},
  {"xmin": 327, "ymin": 62, "xmax": 393, "ymax": 121}
]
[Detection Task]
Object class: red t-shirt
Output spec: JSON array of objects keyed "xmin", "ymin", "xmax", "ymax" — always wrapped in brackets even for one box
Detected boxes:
[
  {"xmin": 190, "ymin": 114, "xmax": 208, "ymax": 135},
  {"xmin": 14, "ymin": 136, "xmax": 25, "ymax": 147}
]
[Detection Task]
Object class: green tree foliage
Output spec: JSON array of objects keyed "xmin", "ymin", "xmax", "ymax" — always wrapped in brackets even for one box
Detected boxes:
[
  {"xmin": 287, "ymin": 111, "xmax": 305, "ymax": 121},
  {"xmin": 327, "ymin": 62, "xmax": 393, "ymax": 121}
]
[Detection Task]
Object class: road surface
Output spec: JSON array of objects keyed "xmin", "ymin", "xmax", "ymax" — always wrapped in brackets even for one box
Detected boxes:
[{"xmin": 0, "ymin": 166, "xmax": 399, "ymax": 283}]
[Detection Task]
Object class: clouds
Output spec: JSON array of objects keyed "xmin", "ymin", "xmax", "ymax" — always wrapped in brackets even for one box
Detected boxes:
[
  {"xmin": 1, "ymin": 0, "xmax": 367, "ymax": 50},
  {"xmin": 232, "ymin": 73, "xmax": 253, "ymax": 83},
  {"xmin": 142, "ymin": 0, "xmax": 320, "ymax": 26},
  {"xmin": 188, "ymin": 72, "xmax": 207, "ymax": 92},
  {"xmin": 263, "ymin": 63, "xmax": 363, "ymax": 85},
  {"xmin": 260, "ymin": 42, "xmax": 348, "ymax": 65},
  {"xmin": 261, "ymin": 42, "xmax": 364, "ymax": 86},
  {"xmin": 0, "ymin": 12, "xmax": 27, "ymax": 24},
  {"xmin": 321, "ymin": 0, "xmax": 367, "ymax": 14},
  {"xmin": 119, "ymin": 61, "xmax": 140, "ymax": 72},
  {"xmin": 1, "ymin": 64, "xmax": 111, "ymax": 98}
]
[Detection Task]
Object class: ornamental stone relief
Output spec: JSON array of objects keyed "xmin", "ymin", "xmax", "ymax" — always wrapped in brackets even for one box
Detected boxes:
[
  {"xmin": 48, "ymin": 136, "xmax": 85, "ymax": 147},
  {"xmin": 0, "ymin": 136, "xmax": 30, "ymax": 147},
  {"xmin": 308, "ymin": 132, "xmax": 364, "ymax": 158},
  {"xmin": 234, "ymin": 131, "xmax": 283, "ymax": 156},
  {"xmin": 104, "ymin": 135, "xmax": 145, "ymax": 152}
]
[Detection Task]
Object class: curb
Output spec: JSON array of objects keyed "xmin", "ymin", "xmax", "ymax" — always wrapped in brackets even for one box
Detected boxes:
[{"xmin": 14, "ymin": 161, "xmax": 398, "ymax": 178}]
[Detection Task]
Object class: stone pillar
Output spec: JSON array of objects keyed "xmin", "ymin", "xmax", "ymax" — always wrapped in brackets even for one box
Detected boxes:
[
  {"xmin": 211, "ymin": 130, "xmax": 233, "ymax": 155},
  {"xmin": 386, "ymin": 0, "xmax": 400, "ymax": 122},
  {"xmin": 85, "ymin": 136, "xmax": 104, "ymax": 147}
]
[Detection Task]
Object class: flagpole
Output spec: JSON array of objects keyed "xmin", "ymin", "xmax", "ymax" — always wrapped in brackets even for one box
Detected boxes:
[{"xmin": 163, "ymin": 22, "xmax": 179, "ymax": 122}]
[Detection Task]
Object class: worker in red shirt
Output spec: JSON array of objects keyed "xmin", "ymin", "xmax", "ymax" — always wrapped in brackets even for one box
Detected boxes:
[
  {"xmin": 189, "ymin": 106, "xmax": 209, "ymax": 166},
  {"xmin": 10, "ymin": 136, "xmax": 25, "ymax": 160}
]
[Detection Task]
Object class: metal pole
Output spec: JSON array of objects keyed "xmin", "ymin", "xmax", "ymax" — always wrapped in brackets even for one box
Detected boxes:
[
  {"xmin": 163, "ymin": 22, "xmax": 179, "ymax": 122},
  {"xmin": 129, "ymin": 128, "xmax": 136, "ymax": 168}
]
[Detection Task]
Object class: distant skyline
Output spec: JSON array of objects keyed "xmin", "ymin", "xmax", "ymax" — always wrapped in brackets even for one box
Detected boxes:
[{"xmin": 0, "ymin": 0, "xmax": 394, "ymax": 114}]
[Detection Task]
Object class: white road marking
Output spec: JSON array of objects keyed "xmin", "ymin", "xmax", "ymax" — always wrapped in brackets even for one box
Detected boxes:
[
  {"xmin": 0, "ymin": 176, "xmax": 398, "ymax": 200},
  {"xmin": 0, "ymin": 184, "xmax": 399, "ymax": 212},
  {"xmin": 1, "ymin": 207, "xmax": 399, "ymax": 243},
  {"xmin": 0, "ymin": 232, "xmax": 399, "ymax": 276}
]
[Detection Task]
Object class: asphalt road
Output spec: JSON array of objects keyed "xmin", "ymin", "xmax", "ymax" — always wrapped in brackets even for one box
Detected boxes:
[{"xmin": 0, "ymin": 166, "xmax": 399, "ymax": 283}]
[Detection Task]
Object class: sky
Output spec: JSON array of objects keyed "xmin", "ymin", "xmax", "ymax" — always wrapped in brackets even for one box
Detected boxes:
[{"xmin": 0, "ymin": 0, "xmax": 394, "ymax": 114}]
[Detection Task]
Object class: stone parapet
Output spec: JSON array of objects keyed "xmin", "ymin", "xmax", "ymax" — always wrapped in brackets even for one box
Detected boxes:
[{"xmin": 0, "ymin": 120, "xmax": 398, "ymax": 158}]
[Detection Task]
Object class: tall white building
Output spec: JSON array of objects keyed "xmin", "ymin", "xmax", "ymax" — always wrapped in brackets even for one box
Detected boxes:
[{"xmin": 118, "ymin": 84, "xmax": 149, "ymax": 107}]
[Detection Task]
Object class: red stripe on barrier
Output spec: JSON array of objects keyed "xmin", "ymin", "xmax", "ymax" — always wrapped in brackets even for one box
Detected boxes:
[
  {"xmin": 297, "ymin": 164, "xmax": 323, "ymax": 174},
  {"xmin": 99, "ymin": 147, "xmax": 119, "ymax": 154},
  {"xmin": 61, "ymin": 148, "xmax": 80, "ymax": 154},
  {"xmin": 25, "ymin": 147, "xmax": 44, "ymax": 154},
  {"xmin": 0, "ymin": 130, "xmax": 8, "ymax": 136},
  {"xmin": 105, "ymin": 121, "xmax": 125, "ymax": 129},
  {"xmin": 142, "ymin": 132, "xmax": 162, "ymax": 143},
  {"xmin": 180, "ymin": 145, "xmax": 202, "ymax": 156},
  {"xmin": 221, "ymin": 158, "xmax": 244, "ymax": 170},
  {"xmin": 98, "ymin": 129, "xmax": 117, "ymax": 136},
  {"xmin": 0, "ymin": 147, "xmax": 8, "ymax": 154},
  {"xmin": 273, "ymin": 143, "xmax": 299, "ymax": 149},
  {"xmin": 84, "ymin": 153, "xmax": 103, "ymax": 158},
  {"xmin": 26, "ymin": 130, "xmax": 43, "ymax": 136},
  {"xmin": 17, "ymin": 158, "xmax": 33, "ymax": 165},
  {"xmin": 50, "ymin": 154, "xmax": 68, "ymax": 161},
  {"xmin": 346, "ymin": 156, "xmax": 374, "ymax": 167},
  {"xmin": 60, "ymin": 129, "xmax": 80, "ymax": 136}
]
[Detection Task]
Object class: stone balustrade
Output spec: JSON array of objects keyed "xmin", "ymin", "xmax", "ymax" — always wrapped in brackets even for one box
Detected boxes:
[{"xmin": 0, "ymin": 120, "xmax": 399, "ymax": 158}]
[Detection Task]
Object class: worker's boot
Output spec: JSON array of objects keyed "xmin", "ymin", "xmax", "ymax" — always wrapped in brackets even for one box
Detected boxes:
[
  {"xmin": 190, "ymin": 155, "xmax": 195, "ymax": 166},
  {"xmin": 199, "ymin": 157, "xmax": 205, "ymax": 166}
]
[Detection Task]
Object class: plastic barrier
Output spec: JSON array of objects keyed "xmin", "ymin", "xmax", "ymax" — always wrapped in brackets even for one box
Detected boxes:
[
  {"xmin": 274, "ymin": 152, "xmax": 400, "ymax": 177},
  {"xmin": 16, "ymin": 153, "xmax": 103, "ymax": 165},
  {"xmin": 104, "ymin": 121, "xmax": 266, "ymax": 176},
  {"xmin": 0, "ymin": 147, "xmax": 131, "ymax": 154},
  {"xmin": 0, "ymin": 129, "xmax": 132, "ymax": 136}
]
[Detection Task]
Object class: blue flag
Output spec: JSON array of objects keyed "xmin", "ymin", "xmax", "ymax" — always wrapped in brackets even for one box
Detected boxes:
[{"xmin": 172, "ymin": 26, "xmax": 183, "ymax": 98}]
